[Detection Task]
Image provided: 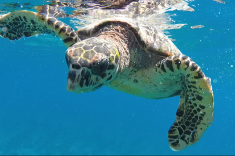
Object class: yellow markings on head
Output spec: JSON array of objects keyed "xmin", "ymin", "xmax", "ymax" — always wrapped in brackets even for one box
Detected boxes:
[
  {"xmin": 115, "ymin": 48, "xmax": 120, "ymax": 58},
  {"xmin": 81, "ymin": 55, "xmax": 91, "ymax": 62},
  {"xmin": 110, "ymin": 56, "xmax": 114, "ymax": 62},
  {"xmin": 105, "ymin": 46, "xmax": 119, "ymax": 64},
  {"xmin": 79, "ymin": 44, "xmax": 95, "ymax": 62}
]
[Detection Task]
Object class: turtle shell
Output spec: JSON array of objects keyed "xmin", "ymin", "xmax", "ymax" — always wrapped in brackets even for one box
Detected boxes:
[{"xmin": 76, "ymin": 18, "xmax": 182, "ymax": 57}]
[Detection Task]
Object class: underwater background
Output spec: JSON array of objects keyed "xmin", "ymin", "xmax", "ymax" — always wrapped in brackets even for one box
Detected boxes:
[{"xmin": 0, "ymin": 0, "xmax": 234, "ymax": 155}]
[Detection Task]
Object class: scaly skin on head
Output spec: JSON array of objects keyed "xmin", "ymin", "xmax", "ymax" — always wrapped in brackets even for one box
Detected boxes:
[
  {"xmin": 66, "ymin": 37, "xmax": 121, "ymax": 93},
  {"xmin": 66, "ymin": 22, "xmax": 141, "ymax": 93}
]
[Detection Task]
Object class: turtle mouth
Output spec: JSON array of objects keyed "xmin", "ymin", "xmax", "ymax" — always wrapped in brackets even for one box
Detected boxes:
[{"xmin": 67, "ymin": 66, "xmax": 104, "ymax": 93}]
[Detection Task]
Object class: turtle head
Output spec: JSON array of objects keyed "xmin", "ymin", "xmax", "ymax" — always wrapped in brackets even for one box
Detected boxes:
[{"xmin": 65, "ymin": 37, "xmax": 120, "ymax": 93}]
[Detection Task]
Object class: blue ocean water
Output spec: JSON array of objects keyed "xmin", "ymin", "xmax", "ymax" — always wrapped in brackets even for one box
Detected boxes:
[{"xmin": 0, "ymin": 0, "xmax": 234, "ymax": 155}]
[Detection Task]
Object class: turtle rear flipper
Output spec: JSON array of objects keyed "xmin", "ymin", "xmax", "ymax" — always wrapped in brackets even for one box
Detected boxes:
[
  {"xmin": 159, "ymin": 55, "xmax": 214, "ymax": 151},
  {"xmin": 0, "ymin": 10, "xmax": 79, "ymax": 47}
]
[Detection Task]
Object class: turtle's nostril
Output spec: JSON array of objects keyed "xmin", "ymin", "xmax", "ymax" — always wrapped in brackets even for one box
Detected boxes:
[{"xmin": 72, "ymin": 64, "xmax": 81, "ymax": 70}]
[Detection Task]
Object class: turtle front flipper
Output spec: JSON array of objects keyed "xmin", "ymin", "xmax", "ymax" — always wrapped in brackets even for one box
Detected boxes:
[
  {"xmin": 0, "ymin": 10, "xmax": 79, "ymax": 47},
  {"xmin": 159, "ymin": 55, "xmax": 214, "ymax": 151}
]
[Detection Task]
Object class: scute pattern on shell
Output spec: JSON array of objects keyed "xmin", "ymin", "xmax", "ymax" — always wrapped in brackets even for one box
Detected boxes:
[{"xmin": 76, "ymin": 17, "xmax": 182, "ymax": 57}]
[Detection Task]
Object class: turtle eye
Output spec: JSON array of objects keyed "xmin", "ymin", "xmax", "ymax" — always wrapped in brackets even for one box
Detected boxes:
[
  {"xmin": 91, "ymin": 59, "xmax": 109, "ymax": 75},
  {"xmin": 72, "ymin": 64, "xmax": 81, "ymax": 70}
]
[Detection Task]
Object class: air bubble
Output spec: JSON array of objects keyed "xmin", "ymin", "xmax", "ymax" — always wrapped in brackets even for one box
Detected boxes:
[{"xmin": 213, "ymin": 79, "xmax": 218, "ymax": 83}]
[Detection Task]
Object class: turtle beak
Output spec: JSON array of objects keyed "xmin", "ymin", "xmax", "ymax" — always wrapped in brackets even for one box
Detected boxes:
[{"xmin": 66, "ymin": 64, "xmax": 104, "ymax": 93}]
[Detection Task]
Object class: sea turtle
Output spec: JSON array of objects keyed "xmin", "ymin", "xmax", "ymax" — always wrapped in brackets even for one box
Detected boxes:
[
  {"xmin": 33, "ymin": 0, "xmax": 193, "ymax": 29},
  {"xmin": 0, "ymin": 10, "xmax": 213, "ymax": 151}
]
